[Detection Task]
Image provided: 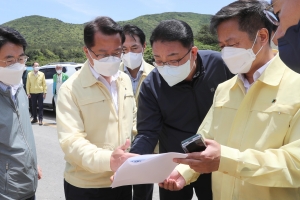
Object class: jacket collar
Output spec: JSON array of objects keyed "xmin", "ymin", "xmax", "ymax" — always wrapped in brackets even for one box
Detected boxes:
[
  {"xmin": 80, "ymin": 60, "xmax": 98, "ymax": 88},
  {"xmin": 228, "ymin": 53, "xmax": 285, "ymax": 89},
  {"xmin": 142, "ymin": 60, "xmax": 154, "ymax": 76},
  {"xmin": 258, "ymin": 54, "xmax": 285, "ymax": 86}
]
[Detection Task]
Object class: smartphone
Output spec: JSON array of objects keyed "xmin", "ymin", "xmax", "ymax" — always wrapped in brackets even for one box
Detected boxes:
[{"xmin": 181, "ymin": 134, "xmax": 207, "ymax": 153}]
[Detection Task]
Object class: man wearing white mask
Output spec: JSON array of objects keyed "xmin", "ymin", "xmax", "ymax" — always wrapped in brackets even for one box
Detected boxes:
[
  {"xmin": 52, "ymin": 64, "xmax": 68, "ymax": 106},
  {"xmin": 26, "ymin": 61, "xmax": 47, "ymax": 125},
  {"xmin": 0, "ymin": 26, "xmax": 38, "ymax": 200},
  {"xmin": 129, "ymin": 19, "xmax": 233, "ymax": 200},
  {"xmin": 163, "ymin": 1, "xmax": 300, "ymax": 199},
  {"xmin": 56, "ymin": 16, "xmax": 137, "ymax": 200},
  {"xmin": 120, "ymin": 25, "xmax": 154, "ymax": 105},
  {"xmin": 120, "ymin": 24, "xmax": 155, "ymax": 200}
]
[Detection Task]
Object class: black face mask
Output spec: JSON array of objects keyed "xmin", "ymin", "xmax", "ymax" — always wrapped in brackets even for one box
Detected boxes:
[{"xmin": 278, "ymin": 20, "xmax": 300, "ymax": 73}]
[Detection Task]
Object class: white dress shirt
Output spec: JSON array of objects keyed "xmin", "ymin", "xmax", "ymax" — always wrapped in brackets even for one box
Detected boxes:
[{"xmin": 89, "ymin": 65, "xmax": 119, "ymax": 112}]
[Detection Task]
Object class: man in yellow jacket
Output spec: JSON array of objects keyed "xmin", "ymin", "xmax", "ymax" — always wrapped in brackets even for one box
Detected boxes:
[
  {"xmin": 162, "ymin": 1, "xmax": 300, "ymax": 199},
  {"xmin": 120, "ymin": 24, "xmax": 155, "ymax": 200},
  {"xmin": 56, "ymin": 16, "xmax": 137, "ymax": 200},
  {"xmin": 26, "ymin": 62, "xmax": 47, "ymax": 125},
  {"xmin": 120, "ymin": 24, "xmax": 154, "ymax": 106}
]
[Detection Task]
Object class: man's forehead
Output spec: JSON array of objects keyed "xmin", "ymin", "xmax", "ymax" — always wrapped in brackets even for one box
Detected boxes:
[{"xmin": 0, "ymin": 43, "xmax": 24, "ymax": 58}]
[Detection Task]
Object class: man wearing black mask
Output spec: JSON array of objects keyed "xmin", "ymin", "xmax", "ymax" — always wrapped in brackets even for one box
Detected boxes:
[{"xmin": 272, "ymin": 0, "xmax": 300, "ymax": 72}]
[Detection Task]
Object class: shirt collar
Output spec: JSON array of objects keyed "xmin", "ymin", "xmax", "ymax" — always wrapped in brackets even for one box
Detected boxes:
[{"xmin": 238, "ymin": 57, "xmax": 273, "ymax": 88}]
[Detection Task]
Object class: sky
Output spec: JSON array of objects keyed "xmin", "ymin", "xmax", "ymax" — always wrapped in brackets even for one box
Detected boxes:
[{"xmin": 1, "ymin": 0, "xmax": 239, "ymax": 25}]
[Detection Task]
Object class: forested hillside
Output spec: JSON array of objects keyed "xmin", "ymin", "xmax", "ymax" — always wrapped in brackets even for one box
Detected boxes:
[{"xmin": 1, "ymin": 12, "xmax": 219, "ymax": 65}]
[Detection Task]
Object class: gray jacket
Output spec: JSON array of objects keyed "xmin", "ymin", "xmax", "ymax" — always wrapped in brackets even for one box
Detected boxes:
[{"xmin": 0, "ymin": 85, "xmax": 38, "ymax": 200}]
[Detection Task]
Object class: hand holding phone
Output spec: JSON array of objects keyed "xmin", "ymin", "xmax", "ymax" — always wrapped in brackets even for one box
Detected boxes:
[{"xmin": 181, "ymin": 134, "xmax": 207, "ymax": 153}]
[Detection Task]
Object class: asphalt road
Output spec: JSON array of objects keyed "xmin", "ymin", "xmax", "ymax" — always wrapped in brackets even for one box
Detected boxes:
[{"xmin": 33, "ymin": 110, "xmax": 197, "ymax": 200}]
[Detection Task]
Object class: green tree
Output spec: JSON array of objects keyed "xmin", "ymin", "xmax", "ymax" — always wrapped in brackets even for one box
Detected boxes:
[
  {"xmin": 195, "ymin": 24, "xmax": 219, "ymax": 46},
  {"xmin": 143, "ymin": 46, "xmax": 154, "ymax": 65}
]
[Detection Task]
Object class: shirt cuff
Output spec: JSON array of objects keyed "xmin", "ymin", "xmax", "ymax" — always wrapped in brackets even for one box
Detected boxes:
[
  {"xmin": 218, "ymin": 145, "xmax": 240, "ymax": 177},
  {"xmin": 175, "ymin": 164, "xmax": 200, "ymax": 185}
]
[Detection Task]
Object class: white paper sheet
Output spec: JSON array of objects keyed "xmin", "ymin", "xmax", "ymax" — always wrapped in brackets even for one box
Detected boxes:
[{"xmin": 111, "ymin": 152, "xmax": 187, "ymax": 188}]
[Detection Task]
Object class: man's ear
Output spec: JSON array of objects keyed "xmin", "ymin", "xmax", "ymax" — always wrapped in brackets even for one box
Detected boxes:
[
  {"xmin": 191, "ymin": 46, "xmax": 198, "ymax": 61},
  {"xmin": 258, "ymin": 28, "xmax": 270, "ymax": 46}
]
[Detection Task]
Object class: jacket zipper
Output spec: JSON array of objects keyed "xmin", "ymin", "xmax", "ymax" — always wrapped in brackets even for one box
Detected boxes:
[
  {"xmin": 4, "ymin": 162, "xmax": 9, "ymax": 193},
  {"xmin": 191, "ymin": 73, "xmax": 205, "ymax": 121},
  {"xmin": 10, "ymin": 89, "xmax": 37, "ymax": 191}
]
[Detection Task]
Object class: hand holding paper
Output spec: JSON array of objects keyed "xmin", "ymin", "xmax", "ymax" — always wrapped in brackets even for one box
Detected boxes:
[
  {"xmin": 111, "ymin": 152, "xmax": 187, "ymax": 188},
  {"xmin": 110, "ymin": 139, "xmax": 138, "ymax": 172}
]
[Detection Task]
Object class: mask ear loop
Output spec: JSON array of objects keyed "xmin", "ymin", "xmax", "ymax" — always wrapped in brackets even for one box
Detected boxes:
[
  {"xmin": 87, "ymin": 48, "xmax": 95, "ymax": 67},
  {"xmin": 271, "ymin": 29, "xmax": 278, "ymax": 42},
  {"xmin": 251, "ymin": 31, "xmax": 265, "ymax": 56},
  {"xmin": 189, "ymin": 49, "xmax": 197, "ymax": 72}
]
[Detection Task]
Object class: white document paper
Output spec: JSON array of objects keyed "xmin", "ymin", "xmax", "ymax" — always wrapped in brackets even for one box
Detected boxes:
[{"xmin": 111, "ymin": 152, "xmax": 187, "ymax": 188}]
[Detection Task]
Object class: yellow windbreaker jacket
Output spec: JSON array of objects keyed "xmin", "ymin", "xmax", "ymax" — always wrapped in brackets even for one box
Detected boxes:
[
  {"xmin": 57, "ymin": 61, "xmax": 137, "ymax": 188},
  {"xmin": 177, "ymin": 54, "xmax": 300, "ymax": 199}
]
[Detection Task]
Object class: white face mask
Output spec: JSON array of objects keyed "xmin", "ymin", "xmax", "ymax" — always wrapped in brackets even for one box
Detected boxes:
[
  {"xmin": 34, "ymin": 67, "xmax": 40, "ymax": 72},
  {"xmin": 221, "ymin": 32, "xmax": 264, "ymax": 74},
  {"xmin": 56, "ymin": 69, "xmax": 62, "ymax": 74},
  {"xmin": 155, "ymin": 53, "xmax": 192, "ymax": 87},
  {"xmin": 0, "ymin": 63, "xmax": 25, "ymax": 86},
  {"xmin": 122, "ymin": 51, "xmax": 143, "ymax": 70},
  {"xmin": 88, "ymin": 50, "xmax": 121, "ymax": 77}
]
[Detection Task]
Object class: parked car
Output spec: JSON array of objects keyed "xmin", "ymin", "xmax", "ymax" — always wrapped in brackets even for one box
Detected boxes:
[{"xmin": 39, "ymin": 62, "xmax": 82, "ymax": 112}]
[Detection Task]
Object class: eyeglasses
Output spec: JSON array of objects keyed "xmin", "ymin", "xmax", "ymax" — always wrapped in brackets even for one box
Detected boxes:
[
  {"xmin": 153, "ymin": 48, "xmax": 192, "ymax": 68},
  {"xmin": 0, "ymin": 55, "xmax": 29, "ymax": 67},
  {"xmin": 88, "ymin": 48, "xmax": 122, "ymax": 61},
  {"xmin": 263, "ymin": 10, "xmax": 280, "ymax": 26}
]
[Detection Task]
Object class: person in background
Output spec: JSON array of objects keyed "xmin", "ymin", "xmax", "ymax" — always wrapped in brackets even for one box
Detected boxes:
[
  {"xmin": 53, "ymin": 64, "xmax": 68, "ymax": 105},
  {"xmin": 26, "ymin": 62, "xmax": 47, "ymax": 125},
  {"xmin": 120, "ymin": 24, "xmax": 154, "ymax": 106},
  {"xmin": 272, "ymin": 0, "xmax": 300, "ymax": 72},
  {"xmin": 22, "ymin": 65, "xmax": 29, "ymax": 91},
  {"xmin": 165, "ymin": 1, "xmax": 300, "ymax": 199},
  {"xmin": 120, "ymin": 24, "xmax": 155, "ymax": 200},
  {"xmin": 56, "ymin": 16, "xmax": 137, "ymax": 200},
  {"xmin": 129, "ymin": 19, "xmax": 233, "ymax": 200},
  {"xmin": 22, "ymin": 65, "xmax": 33, "ymax": 116},
  {"xmin": 0, "ymin": 26, "xmax": 38, "ymax": 200}
]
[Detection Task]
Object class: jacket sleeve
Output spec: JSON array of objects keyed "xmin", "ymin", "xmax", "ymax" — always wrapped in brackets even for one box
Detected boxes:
[
  {"xmin": 178, "ymin": 94, "xmax": 300, "ymax": 188},
  {"xmin": 130, "ymin": 80, "xmax": 162, "ymax": 154},
  {"xmin": 42, "ymin": 74, "xmax": 47, "ymax": 93},
  {"xmin": 64, "ymin": 73, "xmax": 69, "ymax": 81},
  {"xmin": 131, "ymin": 99, "xmax": 137, "ymax": 138},
  {"xmin": 217, "ymin": 109, "xmax": 300, "ymax": 188},
  {"xmin": 56, "ymin": 85, "xmax": 113, "ymax": 173},
  {"xmin": 26, "ymin": 73, "xmax": 30, "ymax": 95}
]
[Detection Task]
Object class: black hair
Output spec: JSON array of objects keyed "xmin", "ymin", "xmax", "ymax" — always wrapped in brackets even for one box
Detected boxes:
[
  {"xmin": 210, "ymin": 0, "xmax": 277, "ymax": 43},
  {"xmin": 0, "ymin": 26, "xmax": 27, "ymax": 51},
  {"xmin": 150, "ymin": 19, "xmax": 194, "ymax": 49},
  {"xmin": 121, "ymin": 24, "xmax": 146, "ymax": 45},
  {"xmin": 84, "ymin": 16, "xmax": 122, "ymax": 49}
]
